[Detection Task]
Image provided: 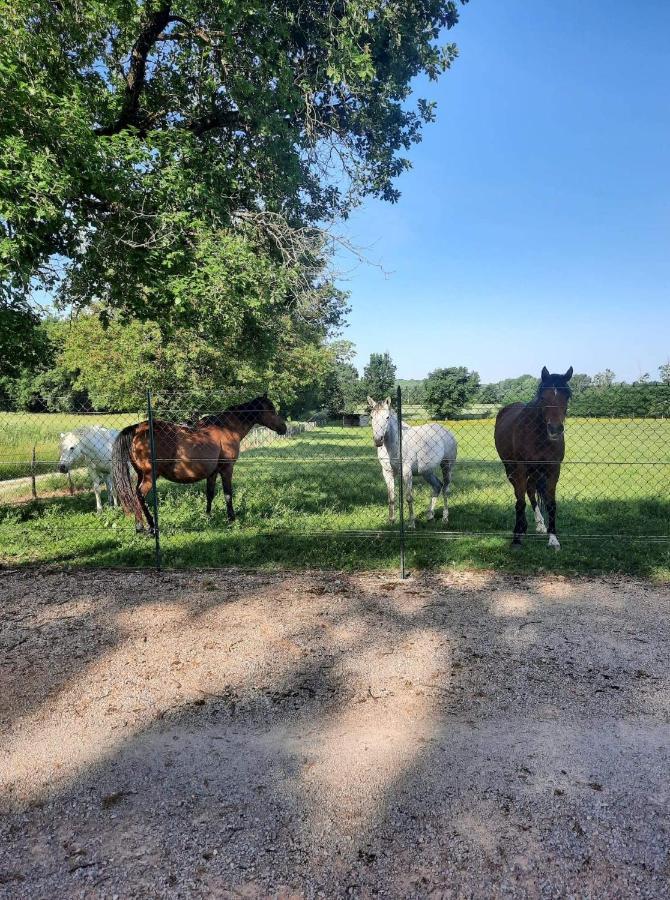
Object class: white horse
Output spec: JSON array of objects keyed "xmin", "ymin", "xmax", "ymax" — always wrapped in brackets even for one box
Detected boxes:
[
  {"xmin": 368, "ymin": 397, "xmax": 458, "ymax": 529},
  {"xmin": 58, "ymin": 426, "xmax": 120, "ymax": 512}
]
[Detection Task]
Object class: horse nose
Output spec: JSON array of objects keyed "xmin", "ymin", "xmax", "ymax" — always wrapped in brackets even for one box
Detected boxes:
[{"xmin": 58, "ymin": 464, "xmax": 68, "ymax": 474}]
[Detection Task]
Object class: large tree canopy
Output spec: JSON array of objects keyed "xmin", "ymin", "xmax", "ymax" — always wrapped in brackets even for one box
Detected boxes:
[{"xmin": 1, "ymin": 0, "xmax": 467, "ymax": 332}]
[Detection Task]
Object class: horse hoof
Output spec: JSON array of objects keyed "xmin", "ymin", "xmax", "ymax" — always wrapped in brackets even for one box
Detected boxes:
[
  {"xmin": 548, "ymin": 534, "xmax": 561, "ymax": 551},
  {"xmin": 511, "ymin": 540, "xmax": 523, "ymax": 552},
  {"xmin": 536, "ymin": 524, "xmax": 547, "ymax": 534}
]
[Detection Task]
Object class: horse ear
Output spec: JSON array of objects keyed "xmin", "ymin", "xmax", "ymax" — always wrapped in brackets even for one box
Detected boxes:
[
  {"xmin": 384, "ymin": 397, "xmax": 391, "ymax": 407},
  {"xmin": 367, "ymin": 396, "xmax": 375, "ymax": 408},
  {"xmin": 541, "ymin": 366, "xmax": 550, "ymax": 381},
  {"xmin": 263, "ymin": 390, "xmax": 268, "ymax": 399},
  {"xmin": 564, "ymin": 366, "xmax": 573, "ymax": 381},
  {"xmin": 60, "ymin": 432, "xmax": 64, "ymax": 438}
]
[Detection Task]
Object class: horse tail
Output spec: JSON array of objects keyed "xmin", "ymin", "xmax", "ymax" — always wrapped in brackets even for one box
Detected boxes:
[{"xmin": 112, "ymin": 425, "xmax": 141, "ymax": 517}]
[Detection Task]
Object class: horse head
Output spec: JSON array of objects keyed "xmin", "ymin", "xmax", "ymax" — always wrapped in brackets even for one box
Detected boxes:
[
  {"xmin": 252, "ymin": 395, "xmax": 287, "ymax": 436},
  {"xmin": 367, "ymin": 396, "xmax": 393, "ymax": 448},
  {"xmin": 537, "ymin": 366, "xmax": 573, "ymax": 441},
  {"xmin": 58, "ymin": 431, "xmax": 82, "ymax": 473}
]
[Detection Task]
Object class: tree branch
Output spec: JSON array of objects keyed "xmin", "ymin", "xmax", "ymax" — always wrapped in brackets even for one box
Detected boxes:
[{"xmin": 94, "ymin": 1, "xmax": 172, "ymax": 137}]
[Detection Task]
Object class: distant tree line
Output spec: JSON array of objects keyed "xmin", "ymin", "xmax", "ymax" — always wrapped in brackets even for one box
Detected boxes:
[
  {"xmin": 479, "ymin": 369, "xmax": 670, "ymax": 418},
  {"xmin": 3, "ymin": 323, "xmax": 668, "ymax": 422}
]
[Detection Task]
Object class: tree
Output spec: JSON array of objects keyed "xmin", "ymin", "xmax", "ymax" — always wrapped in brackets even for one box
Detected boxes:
[
  {"xmin": 593, "ymin": 369, "xmax": 616, "ymax": 388},
  {"xmin": 1, "ymin": 0, "xmax": 468, "ymax": 330},
  {"xmin": 363, "ymin": 352, "xmax": 397, "ymax": 402},
  {"xmin": 424, "ymin": 366, "xmax": 480, "ymax": 419},
  {"xmin": 569, "ymin": 373, "xmax": 592, "ymax": 395},
  {"xmin": 7, "ymin": 309, "xmax": 336, "ymax": 414},
  {"xmin": 659, "ymin": 363, "xmax": 670, "ymax": 385},
  {"xmin": 477, "ymin": 384, "xmax": 499, "ymax": 404}
]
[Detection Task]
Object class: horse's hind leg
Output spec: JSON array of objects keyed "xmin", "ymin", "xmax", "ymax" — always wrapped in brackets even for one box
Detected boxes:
[
  {"xmin": 439, "ymin": 460, "xmax": 453, "ymax": 523},
  {"xmin": 136, "ymin": 473, "xmax": 156, "ymax": 534},
  {"xmin": 422, "ymin": 471, "xmax": 442, "ymax": 521},
  {"xmin": 404, "ymin": 469, "xmax": 415, "ymax": 529}
]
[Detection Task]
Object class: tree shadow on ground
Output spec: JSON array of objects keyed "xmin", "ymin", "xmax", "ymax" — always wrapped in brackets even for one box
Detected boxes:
[{"xmin": 1, "ymin": 569, "xmax": 669, "ymax": 895}]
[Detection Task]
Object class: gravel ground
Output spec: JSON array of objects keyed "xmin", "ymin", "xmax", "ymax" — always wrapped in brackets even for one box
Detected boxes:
[{"xmin": 0, "ymin": 566, "xmax": 669, "ymax": 899}]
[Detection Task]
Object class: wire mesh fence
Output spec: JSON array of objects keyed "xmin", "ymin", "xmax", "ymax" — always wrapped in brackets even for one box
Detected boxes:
[{"xmin": 1, "ymin": 385, "xmax": 669, "ymax": 573}]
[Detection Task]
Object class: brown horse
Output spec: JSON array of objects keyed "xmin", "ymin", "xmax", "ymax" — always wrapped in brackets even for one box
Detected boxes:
[
  {"xmin": 112, "ymin": 394, "xmax": 287, "ymax": 533},
  {"xmin": 494, "ymin": 367, "xmax": 573, "ymax": 550}
]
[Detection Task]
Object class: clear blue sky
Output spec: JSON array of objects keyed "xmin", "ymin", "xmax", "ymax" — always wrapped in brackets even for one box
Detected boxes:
[{"xmin": 337, "ymin": 0, "xmax": 670, "ymax": 383}]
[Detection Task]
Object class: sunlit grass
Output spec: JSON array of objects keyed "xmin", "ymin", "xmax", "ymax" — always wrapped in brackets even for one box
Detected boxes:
[{"xmin": 1, "ymin": 418, "xmax": 669, "ymax": 578}]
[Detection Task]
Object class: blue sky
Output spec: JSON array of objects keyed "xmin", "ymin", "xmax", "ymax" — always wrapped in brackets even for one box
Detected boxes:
[{"xmin": 336, "ymin": 0, "xmax": 670, "ymax": 383}]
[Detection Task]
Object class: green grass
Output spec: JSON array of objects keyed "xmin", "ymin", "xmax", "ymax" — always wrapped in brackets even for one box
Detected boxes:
[
  {"xmin": 1, "ymin": 418, "xmax": 669, "ymax": 578},
  {"xmin": 0, "ymin": 411, "xmax": 139, "ymax": 481}
]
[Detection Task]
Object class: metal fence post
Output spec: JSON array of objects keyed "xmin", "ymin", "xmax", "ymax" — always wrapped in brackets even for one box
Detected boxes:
[
  {"xmin": 146, "ymin": 390, "xmax": 162, "ymax": 571},
  {"xmin": 397, "ymin": 385, "xmax": 406, "ymax": 579}
]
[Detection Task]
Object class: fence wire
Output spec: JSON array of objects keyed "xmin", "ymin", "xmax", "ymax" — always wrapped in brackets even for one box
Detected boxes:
[{"xmin": 0, "ymin": 387, "xmax": 669, "ymax": 572}]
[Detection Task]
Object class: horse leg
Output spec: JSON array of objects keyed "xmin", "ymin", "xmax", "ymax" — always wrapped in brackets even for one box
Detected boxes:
[
  {"xmin": 404, "ymin": 469, "xmax": 415, "ymax": 529},
  {"xmin": 422, "ymin": 471, "xmax": 442, "ymax": 521},
  {"xmin": 106, "ymin": 475, "xmax": 116, "ymax": 507},
  {"xmin": 382, "ymin": 463, "xmax": 395, "ymax": 523},
  {"xmin": 439, "ymin": 459, "xmax": 452, "ymax": 523},
  {"xmin": 220, "ymin": 464, "xmax": 235, "ymax": 522},
  {"xmin": 206, "ymin": 473, "xmax": 217, "ymax": 515},
  {"xmin": 527, "ymin": 469, "xmax": 546, "ymax": 533},
  {"xmin": 544, "ymin": 464, "xmax": 561, "ymax": 551},
  {"xmin": 92, "ymin": 473, "xmax": 103, "ymax": 513},
  {"xmin": 511, "ymin": 469, "xmax": 528, "ymax": 547},
  {"xmin": 135, "ymin": 473, "xmax": 155, "ymax": 534}
]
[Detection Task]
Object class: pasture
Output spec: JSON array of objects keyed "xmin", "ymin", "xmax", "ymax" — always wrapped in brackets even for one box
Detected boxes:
[{"xmin": 1, "ymin": 412, "xmax": 669, "ymax": 577}]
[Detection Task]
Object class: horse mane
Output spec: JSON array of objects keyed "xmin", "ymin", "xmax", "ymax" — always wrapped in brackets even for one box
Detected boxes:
[{"xmin": 198, "ymin": 396, "xmax": 269, "ymax": 427}]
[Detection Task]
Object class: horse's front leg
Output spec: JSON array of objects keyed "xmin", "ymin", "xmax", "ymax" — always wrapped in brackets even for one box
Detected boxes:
[
  {"xmin": 220, "ymin": 463, "xmax": 235, "ymax": 522},
  {"xmin": 105, "ymin": 475, "xmax": 117, "ymax": 507},
  {"xmin": 205, "ymin": 473, "xmax": 217, "ymax": 515},
  {"xmin": 544, "ymin": 464, "xmax": 561, "ymax": 550},
  {"xmin": 92, "ymin": 473, "xmax": 103, "ymax": 513},
  {"xmin": 511, "ymin": 469, "xmax": 528, "ymax": 547},
  {"xmin": 404, "ymin": 469, "xmax": 415, "ymax": 529},
  {"xmin": 383, "ymin": 464, "xmax": 395, "ymax": 523}
]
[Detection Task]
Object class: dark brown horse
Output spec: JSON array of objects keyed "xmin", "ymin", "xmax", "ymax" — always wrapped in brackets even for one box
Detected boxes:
[
  {"xmin": 494, "ymin": 367, "xmax": 573, "ymax": 550},
  {"xmin": 112, "ymin": 394, "xmax": 286, "ymax": 533}
]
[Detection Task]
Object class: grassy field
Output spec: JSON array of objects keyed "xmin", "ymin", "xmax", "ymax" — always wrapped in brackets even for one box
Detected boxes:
[{"xmin": 1, "ymin": 414, "xmax": 669, "ymax": 577}]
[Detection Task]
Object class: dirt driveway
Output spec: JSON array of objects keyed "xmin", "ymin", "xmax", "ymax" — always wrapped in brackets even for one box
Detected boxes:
[{"xmin": 1, "ymin": 567, "xmax": 668, "ymax": 898}]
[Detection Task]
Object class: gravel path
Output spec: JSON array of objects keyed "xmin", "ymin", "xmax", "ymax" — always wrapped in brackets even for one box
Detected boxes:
[{"xmin": 0, "ymin": 567, "xmax": 668, "ymax": 898}]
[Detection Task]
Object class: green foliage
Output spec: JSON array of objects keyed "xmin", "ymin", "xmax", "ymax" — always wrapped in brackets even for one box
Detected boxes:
[
  {"xmin": 396, "ymin": 379, "xmax": 426, "ymax": 405},
  {"xmin": 570, "ymin": 383, "xmax": 670, "ymax": 419},
  {"xmin": 593, "ymin": 369, "xmax": 616, "ymax": 388},
  {"xmin": 1, "ymin": 0, "xmax": 468, "ymax": 325},
  {"xmin": 659, "ymin": 363, "xmax": 670, "ymax": 385},
  {"xmin": 424, "ymin": 366, "xmax": 480, "ymax": 418},
  {"xmin": 363, "ymin": 352, "xmax": 396, "ymax": 402}
]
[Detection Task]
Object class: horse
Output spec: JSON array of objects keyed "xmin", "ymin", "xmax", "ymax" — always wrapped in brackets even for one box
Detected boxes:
[
  {"xmin": 367, "ymin": 396, "xmax": 458, "ymax": 529},
  {"xmin": 58, "ymin": 426, "xmax": 120, "ymax": 512},
  {"xmin": 112, "ymin": 394, "xmax": 287, "ymax": 534},
  {"xmin": 494, "ymin": 366, "xmax": 573, "ymax": 550}
]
